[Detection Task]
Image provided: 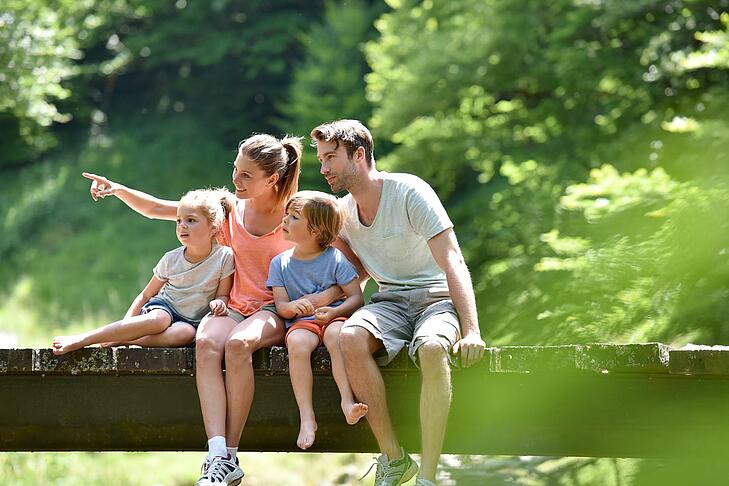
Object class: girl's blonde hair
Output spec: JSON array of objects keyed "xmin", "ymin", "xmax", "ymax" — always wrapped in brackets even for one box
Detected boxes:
[
  {"xmin": 179, "ymin": 188, "xmax": 234, "ymax": 238},
  {"xmin": 238, "ymin": 134, "xmax": 302, "ymax": 208},
  {"xmin": 285, "ymin": 191, "xmax": 342, "ymax": 248}
]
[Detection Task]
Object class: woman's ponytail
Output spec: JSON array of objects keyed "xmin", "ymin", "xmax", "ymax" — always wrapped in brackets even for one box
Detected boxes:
[{"xmin": 275, "ymin": 136, "xmax": 302, "ymax": 207}]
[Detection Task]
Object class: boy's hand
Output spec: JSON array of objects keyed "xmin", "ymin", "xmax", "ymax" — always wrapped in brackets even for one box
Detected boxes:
[
  {"xmin": 314, "ymin": 306, "xmax": 337, "ymax": 324},
  {"xmin": 209, "ymin": 299, "xmax": 228, "ymax": 316},
  {"xmin": 289, "ymin": 298, "xmax": 315, "ymax": 317}
]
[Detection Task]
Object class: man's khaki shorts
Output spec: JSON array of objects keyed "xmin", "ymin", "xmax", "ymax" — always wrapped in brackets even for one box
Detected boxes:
[{"xmin": 342, "ymin": 287, "xmax": 461, "ymax": 367}]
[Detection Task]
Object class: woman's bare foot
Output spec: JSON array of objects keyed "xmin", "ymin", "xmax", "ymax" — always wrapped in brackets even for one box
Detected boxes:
[
  {"xmin": 297, "ymin": 419, "xmax": 317, "ymax": 450},
  {"xmin": 342, "ymin": 402, "xmax": 368, "ymax": 425},
  {"xmin": 51, "ymin": 336, "xmax": 87, "ymax": 355}
]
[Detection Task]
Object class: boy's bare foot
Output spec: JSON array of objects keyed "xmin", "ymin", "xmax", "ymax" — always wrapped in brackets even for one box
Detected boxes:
[
  {"xmin": 51, "ymin": 336, "xmax": 86, "ymax": 355},
  {"xmin": 297, "ymin": 419, "xmax": 317, "ymax": 450},
  {"xmin": 343, "ymin": 402, "xmax": 369, "ymax": 425}
]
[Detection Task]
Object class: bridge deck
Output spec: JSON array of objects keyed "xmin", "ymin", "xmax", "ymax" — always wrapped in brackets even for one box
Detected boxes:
[{"xmin": 2, "ymin": 344, "xmax": 728, "ymax": 456}]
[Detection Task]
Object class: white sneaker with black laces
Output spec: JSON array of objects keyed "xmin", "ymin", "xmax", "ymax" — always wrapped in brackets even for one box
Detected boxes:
[{"xmin": 194, "ymin": 455, "xmax": 244, "ymax": 486}]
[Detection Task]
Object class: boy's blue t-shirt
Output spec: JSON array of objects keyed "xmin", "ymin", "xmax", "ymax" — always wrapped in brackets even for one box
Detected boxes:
[{"xmin": 266, "ymin": 246, "xmax": 358, "ymax": 327}]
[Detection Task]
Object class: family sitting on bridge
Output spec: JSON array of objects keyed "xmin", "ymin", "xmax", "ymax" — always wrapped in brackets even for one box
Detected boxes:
[{"xmin": 52, "ymin": 120, "xmax": 486, "ymax": 486}]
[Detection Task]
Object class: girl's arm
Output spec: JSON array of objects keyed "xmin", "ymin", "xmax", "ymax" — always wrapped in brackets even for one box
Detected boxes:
[
  {"xmin": 272, "ymin": 287, "xmax": 315, "ymax": 319},
  {"xmin": 314, "ymin": 280, "xmax": 364, "ymax": 323},
  {"xmin": 82, "ymin": 172, "xmax": 178, "ymax": 221},
  {"xmin": 125, "ymin": 276, "xmax": 166, "ymax": 318},
  {"xmin": 209, "ymin": 275, "xmax": 233, "ymax": 316}
]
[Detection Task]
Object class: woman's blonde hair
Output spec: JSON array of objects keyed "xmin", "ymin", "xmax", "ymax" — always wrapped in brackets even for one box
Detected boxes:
[
  {"xmin": 238, "ymin": 134, "xmax": 302, "ymax": 208},
  {"xmin": 179, "ymin": 188, "xmax": 234, "ymax": 239},
  {"xmin": 286, "ymin": 191, "xmax": 342, "ymax": 248}
]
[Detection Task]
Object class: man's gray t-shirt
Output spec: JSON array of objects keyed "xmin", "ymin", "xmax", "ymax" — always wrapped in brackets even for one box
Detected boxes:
[
  {"xmin": 339, "ymin": 172, "xmax": 453, "ymax": 292},
  {"xmin": 266, "ymin": 246, "xmax": 358, "ymax": 327},
  {"xmin": 153, "ymin": 244, "xmax": 235, "ymax": 322}
]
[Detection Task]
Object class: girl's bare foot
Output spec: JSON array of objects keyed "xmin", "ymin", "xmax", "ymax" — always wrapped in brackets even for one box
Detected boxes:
[
  {"xmin": 51, "ymin": 336, "xmax": 86, "ymax": 355},
  {"xmin": 343, "ymin": 402, "xmax": 369, "ymax": 425},
  {"xmin": 297, "ymin": 419, "xmax": 317, "ymax": 450},
  {"xmin": 100, "ymin": 341, "xmax": 124, "ymax": 348}
]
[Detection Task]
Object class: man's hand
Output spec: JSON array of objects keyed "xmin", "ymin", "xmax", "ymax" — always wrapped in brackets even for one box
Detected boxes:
[
  {"xmin": 453, "ymin": 334, "xmax": 486, "ymax": 368},
  {"xmin": 209, "ymin": 299, "xmax": 228, "ymax": 316}
]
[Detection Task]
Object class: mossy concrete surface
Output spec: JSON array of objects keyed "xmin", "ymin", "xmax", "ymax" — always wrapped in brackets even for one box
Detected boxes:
[{"xmin": 0, "ymin": 343, "xmax": 696, "ymax": 376}]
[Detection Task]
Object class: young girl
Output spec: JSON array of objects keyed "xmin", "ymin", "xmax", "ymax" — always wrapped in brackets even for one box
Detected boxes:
[
  {"xmin": 51, "ymin": 189, "xmax": 234, "ymax": 355},
  {"xmin": 267, "ymin": 191, "xmax": 367, "ymax": 450}
]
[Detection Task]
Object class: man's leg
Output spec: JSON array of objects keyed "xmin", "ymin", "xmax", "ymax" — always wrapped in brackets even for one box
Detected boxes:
[
  {"xmin": 417, "ymin": 341, "xmax": 452, "ymax": 482},
  {"xmin": 410, "ymin": 291, "xmax": 462, "ymax": 484},
  {"xmin": 339, "ymin": 325, "xmax": 401, "ymax": 460}
]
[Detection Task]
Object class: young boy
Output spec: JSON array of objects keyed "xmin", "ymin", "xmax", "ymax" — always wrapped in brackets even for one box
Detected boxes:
[{"xmin": 267, "ymin": 191, "xmax": 367, "ymax": 450}]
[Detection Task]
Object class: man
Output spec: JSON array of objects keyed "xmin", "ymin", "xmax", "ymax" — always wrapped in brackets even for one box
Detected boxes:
[{"xmin": 311, "ymin": 120, "xmax": 486, "ymax": 486}]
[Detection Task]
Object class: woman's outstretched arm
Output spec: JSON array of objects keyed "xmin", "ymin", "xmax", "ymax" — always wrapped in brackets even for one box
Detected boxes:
[{"xmin": 83, "ymin": 172, "xmax": 178, "ymax": 220}]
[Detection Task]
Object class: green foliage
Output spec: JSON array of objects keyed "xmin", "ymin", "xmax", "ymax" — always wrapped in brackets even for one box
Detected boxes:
[
  {"xmin": 0, "ymin": 1, "xmax": 323, "ymax": 169},
  {"xmin": 537, "ymin": 169, "xmax": 729, "ymax": 344},
  {"xmin": 666, "ymin": 11, "xmax": 729, "ymax": 71},
  {"xmin": 283, "ymin": 0, "xmax": 378, "ymax": 128},
  {"xmin": 0, "ymin": 0, "xmax": 143, "ymax": 165},
  {"xmin": 0, "ymin": 112, "xmax": 234, "ymax": 340},
  {"xmin": 0, "ymin": 0, "xmax": 81, "ymax": 163},
  {"xmin": 366, "ymin": 0, "xmax": 725, "ymax": 192},
  {"xmin": 466, "ymin": 90, "xmax": 729, "ymax": 345},
  {"xmin": 282, "ymin": 0, "xmax": 381, "ymax": 189},
  {"xmin": 92, "ymin": 0, "xmax": 324, "ymax": 141},
  {"xmin": 364, "ymin": 0, "xmax": 729, "ymax": 346}
]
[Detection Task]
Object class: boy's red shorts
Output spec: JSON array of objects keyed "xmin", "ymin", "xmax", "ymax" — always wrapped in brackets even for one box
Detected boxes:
[{"xmin": 285, "ymin": 317, "xmax": 347, "ymax": 346}]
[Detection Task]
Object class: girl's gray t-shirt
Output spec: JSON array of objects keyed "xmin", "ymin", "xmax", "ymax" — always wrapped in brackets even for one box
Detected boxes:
[
  {"xmin": 338, "ymin": 172, "xmax": 453, "ymax": 292},
  {"xmin": 153, "ymin": 243, "xmax": 235, "ymax": 322}
]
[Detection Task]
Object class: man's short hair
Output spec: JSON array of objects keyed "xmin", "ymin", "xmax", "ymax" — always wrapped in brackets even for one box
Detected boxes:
[
  {"xmin": 286, "ymin": 191, "xmax": 342, "ymax": 248},
  {"xmin": 310, "ymin": 119, "xmax": 374, "ymax": 168}
]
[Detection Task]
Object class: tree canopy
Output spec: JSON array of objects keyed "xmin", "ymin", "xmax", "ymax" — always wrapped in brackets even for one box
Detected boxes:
[{"xmin": 1, "ymin": 0, "xmax": 727, "ymax": 347}]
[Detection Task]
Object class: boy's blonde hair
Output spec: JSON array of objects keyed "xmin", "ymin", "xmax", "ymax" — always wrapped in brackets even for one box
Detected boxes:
[
  {"xmin": 179, "ymin": 188, "xmax": 234, "ymax": 238},
  {"xmin": 286, "ymin": 191, "xmax": 342, "ymax": 248}
]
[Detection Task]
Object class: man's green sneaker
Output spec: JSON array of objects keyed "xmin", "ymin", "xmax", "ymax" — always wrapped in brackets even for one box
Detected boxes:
[
  {"xmin": 366, "ymin": 447, "xmax": 418, "ymax": 486},
  {"xmin": 415, "ymin": 479, "xmax": 437, "ymax": 486}
]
